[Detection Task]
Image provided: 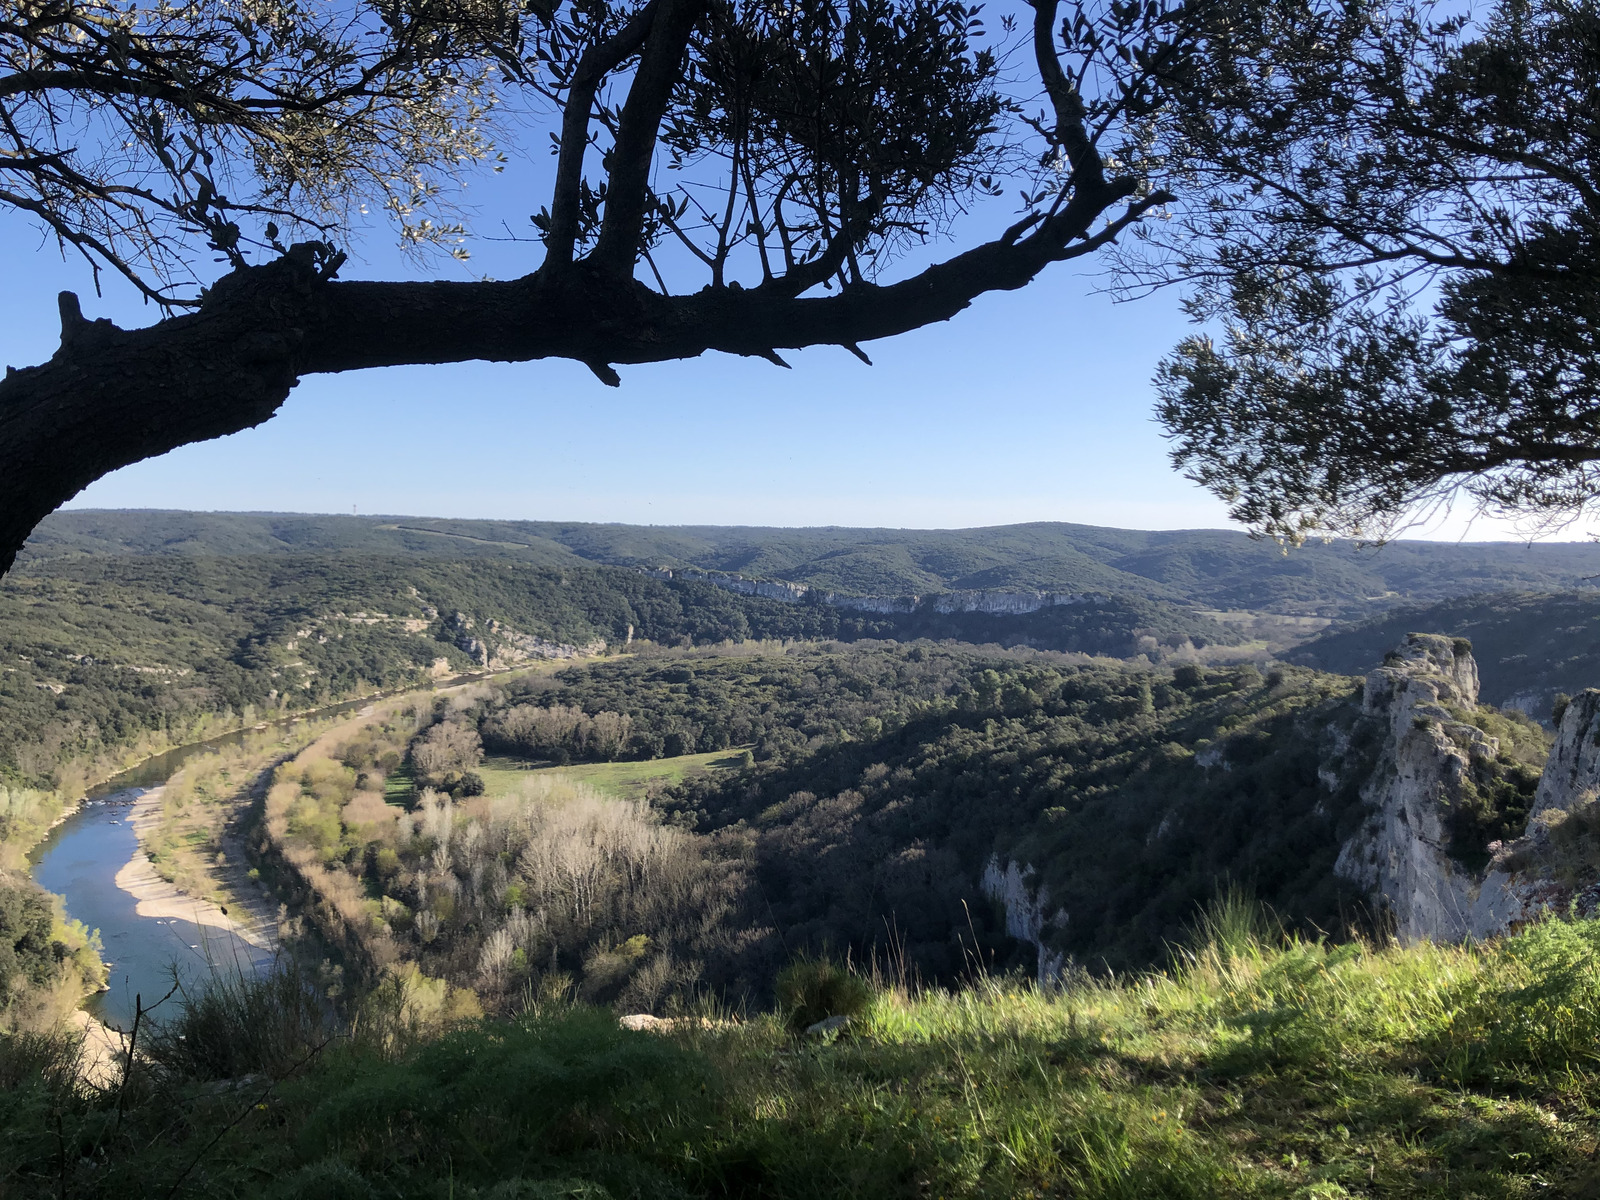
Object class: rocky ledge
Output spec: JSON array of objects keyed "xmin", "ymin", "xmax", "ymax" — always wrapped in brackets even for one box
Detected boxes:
[{"xmin": 1336, "ymin": 633, "xmax": 1600, "ymax": 942}]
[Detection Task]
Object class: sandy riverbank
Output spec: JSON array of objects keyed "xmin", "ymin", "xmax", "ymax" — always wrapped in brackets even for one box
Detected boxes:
[
  {"xmin": 69, "ymin": 1008, "xmax": 125, "ymax": 1089},
  {"xmin": 106, "ymin": 676, "xmax": 542, "ymax": 967},
  {"xmin": 113, "ymin": 787, "xmax": 277, "ymax": 953}
]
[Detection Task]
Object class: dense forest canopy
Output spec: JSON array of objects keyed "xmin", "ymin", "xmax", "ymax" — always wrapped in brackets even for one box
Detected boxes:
[
  {"xmin": 0, "ymin": 552, "xmax": 833, "ymax": 792},
  {"xmin": 268, "ymin": 639, "xmax": 1549, "ymax": 1006},
  {"xmin": 13, "ymin": 510, "xmax": 1600, "ymax": 797},
  {"xmin": 0, "ymin": 544, "xmax": 1239, "ymax": 794}
]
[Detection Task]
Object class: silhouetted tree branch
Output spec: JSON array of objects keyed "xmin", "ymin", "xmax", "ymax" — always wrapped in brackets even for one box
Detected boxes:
[{"xmin": 1, "ymin": 0, "xmax": 1189, "ymax": 574}]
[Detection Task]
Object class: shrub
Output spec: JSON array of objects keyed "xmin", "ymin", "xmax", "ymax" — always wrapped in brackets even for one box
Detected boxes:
[
  {"xmin": 775, "ymin": 957, "xmax": 876, "ymax": 1034},
  {"xmin": 410, "ymin": 721, "xmax": 483, "ymax": 784},
  {"xmin": 0, "ymin": 874, "xmax": 79, "ymax": 1023},
  {"xmin": 0, "ymin": 1028, "xmax": 83, "ymax": 1093},
  {"xmin": 353, "ymin": 963, "xmax": 483, "ymax": 1058},
  {"xmin": 145, "ymin": 959, "xmax": 333, "ymax": 1081}
]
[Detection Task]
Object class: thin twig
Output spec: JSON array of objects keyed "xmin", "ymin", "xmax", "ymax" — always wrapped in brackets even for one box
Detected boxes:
[{"xmin": 114, "ymin": 982, "xmax": 178, "ymax": 1137}]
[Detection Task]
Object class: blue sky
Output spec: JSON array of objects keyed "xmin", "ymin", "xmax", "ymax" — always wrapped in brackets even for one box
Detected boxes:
[{"xmin": 0, "ymin": 145, "xmax": 1567, "ymax": 540}]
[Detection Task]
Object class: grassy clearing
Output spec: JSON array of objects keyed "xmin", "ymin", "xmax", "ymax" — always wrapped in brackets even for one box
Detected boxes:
[
  {"xmin": 1198, "ymin": 610, "xmax": 1336, "ymax": 655},
  {"xmin": 18, "ymin": 909, "xmax": 1600, "ymax": 1196},
  {"xmin": 477, "ymin": 747, "xmax": 752, "ymax": 801}
]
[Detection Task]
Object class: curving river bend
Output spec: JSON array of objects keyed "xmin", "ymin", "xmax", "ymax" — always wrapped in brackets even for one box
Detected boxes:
[
  {"xmin": 28, "ymin": 669, "xmax": 522, "ymax": 1031},
  {"xmin": 26, "ymin": 696, "xmax": 381, "ymax": 1031},
  {"xmin": 30, "ymin": 786, "xmax": 272, "ymax": 1031}
]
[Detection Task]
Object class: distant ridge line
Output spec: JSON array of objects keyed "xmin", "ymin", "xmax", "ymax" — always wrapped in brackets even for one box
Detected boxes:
[{"xmin": 26, "ymin": 510, "xmax": 1600, "ymax": 621}]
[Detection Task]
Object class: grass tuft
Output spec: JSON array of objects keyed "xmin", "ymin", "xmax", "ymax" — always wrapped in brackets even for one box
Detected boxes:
[
  {"xmin": 145, "ymin": 958, "xmax": 332, "ymax": 1081},
  {"xmin": 26, "ymin": 908, "xmax": 1600, "ymax": 1197},
  {"xmin": 774, "ymin": 956, "xmax": 877, "ymax": 1034}
]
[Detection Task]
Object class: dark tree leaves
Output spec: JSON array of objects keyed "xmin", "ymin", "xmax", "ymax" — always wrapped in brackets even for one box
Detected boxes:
[{"xmin": 1142, "ymin": 0, "xmax": 1600, "ymax": 540}]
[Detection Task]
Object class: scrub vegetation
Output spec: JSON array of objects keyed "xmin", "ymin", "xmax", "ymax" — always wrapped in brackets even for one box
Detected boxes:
[
  {"xmin": 262, "ymin": 643, "xmax": 1407, "ymax": 1011},
  {"xmin": 262, "ymin": 699, "xmax": 761, "ymax": 1009},
  {"xmin": 6, "ymin": 516, "xmax": 1596, "ymax": 1192},
  {"xmin": 0, "ymin": 551, "xmax": 1231, "ymax": 807},
  {"xmin": 145, "ymin": 720, "xmax": 345, "ymax": 908},
  {"xmin": 0, "ymin": 874, "xmax": 104, "ymax": 1032}
]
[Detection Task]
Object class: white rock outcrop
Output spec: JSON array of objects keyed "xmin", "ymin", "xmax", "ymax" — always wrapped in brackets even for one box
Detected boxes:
[
  {"xmin": 928, "ymin": 591, "xmax": 1102, "ymax": 615},
  {"xmin": 645, "ymin": 567, "xmax": 1105, "ymax": 619},
  {"xmin": 1531, "ymin": 689, "xmax": 1600, "ymax": 819},
  {"xmin": 1334, "ymin": 634, "xmax": 1494, "ymax": 942},
  {"xmin": 441, "ymin": 611, "xmax": 604, "ymax": 669},
  {"xmin": 1465, "ymin": 689, "xmax": 1600, "ymax": 932},
  {"xmin": 981, "ymin": 856, "xmax": 1069, "ymax": 985},
  {"xmin": 1334, "ymin": 634, "xmax": 1599, "ymax": 942},
  {"xmin": 827, "ymin": 594, "xmax": 919, "ymax": 614}
]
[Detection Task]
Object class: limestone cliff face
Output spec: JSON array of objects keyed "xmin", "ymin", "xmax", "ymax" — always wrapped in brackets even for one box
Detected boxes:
[
  {"xmin": 1333, "ymin": 634, "xmax": 1590, "ymax": 942},
  {"xmin": 1531, "ymin": 689, "xmax": 1600, "ymax": 819},
  {"xmin": 981, "ymin": 856, "xmax": 1068, "ymax": 985},
  {"xmin": 1464, "ymin": 689, "xmax": 1600, "ymax": 932},
  {"xmin": 980, "ymin": 635, "xmax": 1590, "ymax": 959},
  {"xmin": 441, "ymin": 611, "xmax": 604, "ymax": 669},
  {"xmin": 652, "ymin": 570, "xmax": 813, "ymax": 604},
  {"xmin": 928, "ymin": 591, "xmax": 1101, "ymax": 615},
  {"xmin": 1334, "ymin": 634, "xmax": 1495, "ymax": 942},
  {"xmin": 827, "ymin": 594, "xmax": 919, "ymax": 614}
]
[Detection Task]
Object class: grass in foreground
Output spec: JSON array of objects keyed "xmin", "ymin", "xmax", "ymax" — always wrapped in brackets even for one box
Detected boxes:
[{"xmin": 13, "ymin": 912, "xmax": 1600, "ymax": 1198}]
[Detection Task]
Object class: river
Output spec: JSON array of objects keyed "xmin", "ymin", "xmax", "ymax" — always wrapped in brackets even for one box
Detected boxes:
[
  {"xmin": 26, "ymin": 666, "xmax": 545, "ymax": 1031},
  {"xmin": 27, "ymin": 693, "xmax": 381, "ymax": 1031}
]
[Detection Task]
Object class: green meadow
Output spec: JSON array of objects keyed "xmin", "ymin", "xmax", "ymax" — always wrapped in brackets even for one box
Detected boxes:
[{"xmin": 477, "ymin": 748, "xmax": 752, "ymax": 802}]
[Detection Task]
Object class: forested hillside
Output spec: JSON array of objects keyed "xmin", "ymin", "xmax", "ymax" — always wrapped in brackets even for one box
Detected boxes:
[
  {"xmin": 0, "ymin": 553, "xmax": 1245, "ymax": 798},
  {"xmin": 5, "ymin": 510, "xmax": 1587, "ymax": 1025},
  {"xmin": 267, "ymin": 644, "xmax": 1435, "ymax": 1011},
  {"xmin": 528, "ymin": 646, "xmax": 1437, "ymax": 973},
  {"xmin": 27, "ymin": 510, "xmax": 1600, "ymax": 616},
  {"xmin": 8, "ymin": 523, "xmax": 1598, "ymax": 1199},
  {"xmin": 0, "ymin": 554, "xmax": 836, "ymax": 795}
]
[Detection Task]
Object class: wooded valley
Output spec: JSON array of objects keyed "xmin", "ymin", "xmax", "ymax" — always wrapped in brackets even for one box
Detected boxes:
[{"xmin": 6, "ymin": 513, "xmax": 1600, "ymax": 1199}]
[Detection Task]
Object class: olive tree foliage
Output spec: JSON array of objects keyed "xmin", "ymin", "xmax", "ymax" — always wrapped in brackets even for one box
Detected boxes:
[
  {"xmin": 1, "ymin": 0, "xmax": 507, "ymax": 303},
  {"xmin": 1134, "ymin": 0, "xmax": 1600, "ymax": 542},
  {"xmin": 0, "ymin": 0, "xmax": 1194, "ymax": 575}
]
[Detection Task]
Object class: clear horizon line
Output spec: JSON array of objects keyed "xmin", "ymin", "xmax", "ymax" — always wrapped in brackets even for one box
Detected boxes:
[{"xmin": 46, "ymin": 504, "xmax": 1598, "ymax": 546}]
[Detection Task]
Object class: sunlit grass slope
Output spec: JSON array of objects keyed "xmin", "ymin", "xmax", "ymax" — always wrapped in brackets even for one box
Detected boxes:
[
  {"xmin": 477, "ymin": 748, "xmax": 751, "ymax": 801},
  {"xmin": 15, "ymin": 906, "xmax": 1600, "ymax": 1197}
]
